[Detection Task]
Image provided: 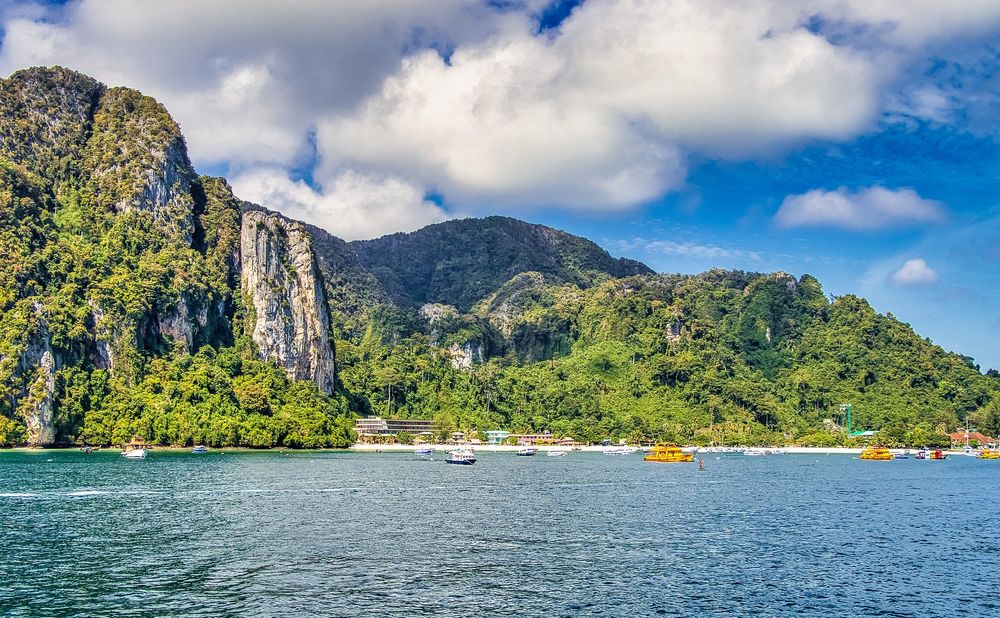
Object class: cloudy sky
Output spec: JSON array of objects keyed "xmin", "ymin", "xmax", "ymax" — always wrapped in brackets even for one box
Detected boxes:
[{"xmin": 1, "ymin": 0, "xmax": 998, "ymax": 369}]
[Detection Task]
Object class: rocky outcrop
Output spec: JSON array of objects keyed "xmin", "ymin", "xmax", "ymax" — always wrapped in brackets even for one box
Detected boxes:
[
  {"xmin": 84, "ymin": 87, "xmax": 197, "ymax": 243},
  {"xmin": 240, "ymin": 210, "xmax": 335, "ymax": 393},
  {"xmin": 0, "ymin": 66, "xmax": 104, "ymax": 176},
  {"xmin": 12, "ymin": 306, "xmax": 59, "ymax": 446},
  {"xmin": 448, "ymin": 342, "xmax": 483, "ymax": 370}
]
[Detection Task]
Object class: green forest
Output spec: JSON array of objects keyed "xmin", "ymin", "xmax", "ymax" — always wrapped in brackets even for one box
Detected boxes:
[{"xmin": 1, "ymin": 67, "xmax": 998, "ymax": 449}]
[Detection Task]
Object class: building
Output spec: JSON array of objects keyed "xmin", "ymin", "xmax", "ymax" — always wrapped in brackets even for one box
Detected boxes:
[
  {"xmin": 949, "ymin": 431, "xmax": 995, "ymax": 446},
  {"xmin": 355, "ymin": 417, "xmax": 435, "ymax": 441},
  {"xmin": 512, "ymin": 431, "xmax": 557, "ymax": 446},
  {"xmin": 485, "ymin": 430, "xmax": 510, "ymax": 444}
]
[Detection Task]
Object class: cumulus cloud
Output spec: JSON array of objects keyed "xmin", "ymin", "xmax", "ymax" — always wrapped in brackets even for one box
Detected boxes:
[
  {"xmin": 889, "ymin": 258, "xmax": 938, "ymax": 286},
  {"xmin": 230, "ymin": 168, "xmax": 447, "ymax": 240},
  {"xmin": 0, "ymin": 0, "xmax": 997, "ymax": 227},
  {"xmin": 775, "ymin": 186, "xmax": 945, "ymax": 231}
]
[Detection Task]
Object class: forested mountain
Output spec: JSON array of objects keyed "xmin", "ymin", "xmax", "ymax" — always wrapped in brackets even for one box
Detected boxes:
[{"xmin": 0, "ymin": 67, "xmax": 997, "ymax": 448}]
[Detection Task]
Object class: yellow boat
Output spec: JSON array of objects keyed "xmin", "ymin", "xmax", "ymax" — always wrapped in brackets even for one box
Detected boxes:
[
  {"xmin": 643, "ymin": 444, "xmax": 695, "ymax": 463},
  {"xmin": 859, "ymin": 447, "xmax": 894, "ymax": 461},
  {"xmin": 978, "ymin": 448, "xmax": 1000, "ymax": 460}
]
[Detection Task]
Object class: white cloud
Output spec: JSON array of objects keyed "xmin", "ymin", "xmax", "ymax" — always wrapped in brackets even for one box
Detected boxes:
[
  {"xmin": 889, "ymin": 258, "xmax": 938, "ymax": 286},
  {"xmin": 0, "ymin": 0, "xmax": 998, "ymax": 227},
  {"xmin": 320, "ymin": 1, "xmax": 884, "ymax": 208},
  {"xmin": 614, "ymin": 238, "xmax": 761, "ymax": 261},
  {"xmin": 775, "ymin": 186, "xmax": 945, "ymax": 231},
  {"xmin": 230, "ymin": 168, "xmax": 447, "ymax": 240}
]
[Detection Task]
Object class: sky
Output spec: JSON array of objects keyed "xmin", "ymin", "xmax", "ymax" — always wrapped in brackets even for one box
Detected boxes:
[{"xmin": 0, "ymin": 0, "xmax": 998, "ymax": 369}]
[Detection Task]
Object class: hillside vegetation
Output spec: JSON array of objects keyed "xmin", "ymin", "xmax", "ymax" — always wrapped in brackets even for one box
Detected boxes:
[{"xmin": 0, "ymin": 66, "xmax": 997, "ymax": 448}]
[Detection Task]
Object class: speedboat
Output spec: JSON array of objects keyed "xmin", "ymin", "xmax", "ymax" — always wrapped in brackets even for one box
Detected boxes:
[
  {"xmin": 602, "ymin": 445, "xmax": 638, "ymax": 455},
  {"xmin": 192, "ymin": 445, "xmax": 208, "ymax": 454},
  {"xmin": 516, "ymin": 448, "xmax": 537, "ymax": 456},
  {"xmin": 445, "ymin": 448, "xmax": 477, "ymax": 465},
  {"xmin": 743, "ymin": 448, "xmax": 767, "ymax": 456},
  {"xmin": 413, "ymin": 448, "xmax": 434, "ymax": 456},
  {"xmin": 546, "ymin": 451, "xmax": 567, "ymax": 457}
]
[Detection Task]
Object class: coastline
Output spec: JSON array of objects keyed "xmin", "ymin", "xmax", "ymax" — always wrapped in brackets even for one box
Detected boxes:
[{"xmin": 1, "ymin": 445, "xmax": 974, "ymax": 457}]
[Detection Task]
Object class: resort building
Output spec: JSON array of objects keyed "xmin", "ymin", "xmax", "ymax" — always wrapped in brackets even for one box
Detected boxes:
[
  {"xmin": 355, "ymin": 417, "xmax": 435, "ymax": 441},
  {"xmin": 485, "ymin": 430, "xmax": 510, "ymax": 444},
  {"xmin": 512, "ymin": 431, "xmax": 575, "ymax": 446},
  {"xmin": 949, "ymin": 431, "xmax": 996, "ymax": 446}
]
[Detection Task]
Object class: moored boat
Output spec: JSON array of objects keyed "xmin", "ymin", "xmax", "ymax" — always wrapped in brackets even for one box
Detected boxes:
[
  {"xmin": 121, "ymin": 437, "xmax": 148, "ymax": 459},
  {"xmin": 978, "ymin": 448, "xmax": 1000, "ymax": 460},
  {"xmin": 546, "ymin": 451, "xmax": 567, "ymax": 457},
  {"xmin": 643, "ymin": 444, "xmax": 695, "ymax": 463},
  {"xmin": 445, "ymin": 448, "xmax": 477, "ymax": 465},
  {"xmin": 859, "ymin": 447, "xmax": 893, "ymax": 461},
  {"xmin": 516, "ymin": 448, "xmax": 537, "ymax": 457},
  {"xmin": 602, "ymin": 445, "xmax": 638, "ymax": 455},
  {"xmin": 192, "ymin": 445, "xmax": 208, "ymax": 454},
  {"xmin": 413, "ymin": 448, "xmax": 433, "ymax": 456},
  {"xmin": 928, "ymin": 449, "xmax": 948, "ymax": 460}
]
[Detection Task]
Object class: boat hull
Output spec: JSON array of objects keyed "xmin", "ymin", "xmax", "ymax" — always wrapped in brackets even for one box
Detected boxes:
[
  {"xmin": 445, "ymin": 459, "xmax": 476, "ymax": 465},
  {"xmin": 643, "ymin": 454, "xmax": 695, "ymax": 463}
]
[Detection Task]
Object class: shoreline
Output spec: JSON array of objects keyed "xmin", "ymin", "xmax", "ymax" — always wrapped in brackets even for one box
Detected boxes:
[{"xmin": 0, "ymin": 445, "xmax": 974, "ymax": 456}]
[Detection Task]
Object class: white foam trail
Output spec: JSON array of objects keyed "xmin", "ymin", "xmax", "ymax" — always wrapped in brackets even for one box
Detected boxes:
[
  {"xmin": 66, "ymin": 490, "xmax": 105, "ymax": 497},
  {"xmin": 0, "ymin": 492, "xmax": 37, "ymax": 498}
]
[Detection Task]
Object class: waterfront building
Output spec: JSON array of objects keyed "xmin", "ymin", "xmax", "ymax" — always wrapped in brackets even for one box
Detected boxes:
[
  {"xmin": 355, "ymin": 417, "xmax": 435, "ymax": 441},
  {"xmin": 485, "ymin": 430, "xmax": 510, "ymax": 444}
]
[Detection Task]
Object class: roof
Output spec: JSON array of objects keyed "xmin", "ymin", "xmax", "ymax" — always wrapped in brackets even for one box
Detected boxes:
[{"xmin": 949, "ymin": 431, "xmax": 995, "ymax": 443}]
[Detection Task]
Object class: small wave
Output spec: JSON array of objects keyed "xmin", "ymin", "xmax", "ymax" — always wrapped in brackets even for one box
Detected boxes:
[
  {"xmin": 66, "ymin": 490, "xmax": 106, "ymax": 497},
  {"xmin": 0, "ymin": 492, "xmax": 37, "ymax": 498}
]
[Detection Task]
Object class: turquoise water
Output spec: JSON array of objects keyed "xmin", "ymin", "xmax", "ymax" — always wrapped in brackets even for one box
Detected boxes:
[{"xmin": 1, "ymin": 450, "xmax": 999, "ymax": 616}]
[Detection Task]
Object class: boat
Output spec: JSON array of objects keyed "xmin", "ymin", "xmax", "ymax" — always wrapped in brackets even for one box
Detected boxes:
[
  {"xmin": 413, "ymin": 448, "xmax": 433, "ymax": 456},
  {"xmin": 546, "ymin": 451, "xmax": 567, "ymax": 457},
  {"xmin": 743, "ymin": 448, "xmax": 767, "ymax": 456},
  {"xmin": 516, "ymin": 448, "xmax": 537, "ymax": 456},
  {"xmin": 192, "ymin": 445, "xmax": 208, "ymax": 454},
  {"xmin": 859, "ymin": 447, "xmax": 894, "ymax": 461},
  {"xmin": 120, "ymin": 437, "xmax": 148, "ymax": 459},
  {"xmin": 928, "ymin": 449, "xmax": 948, "ymax": 460},
  {"xmin": 893, "ymin": 453, "xmax": 909, "ymax": 459},
  {"xmin": 643, "ymin": 444, "xmax": 695, "ymax": 463},
  {"xmin": 978, "ymin": 448, "xmax": 1000, "ymax": 460},
  {"xmin": 602, "ymin": 445, "xmax": 638, "ymax": 455},
  {"xmin": 445, "ymin": 448, "xmax": 477, "ymax": 465}
]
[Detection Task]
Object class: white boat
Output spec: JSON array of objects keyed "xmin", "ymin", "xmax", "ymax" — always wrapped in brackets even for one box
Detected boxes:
[
  {"xmin": 743, "ymin": 448, "xmax": 767, "ymax": 456},
  {"xmin": 602, "ymin": 445, "xmax": 638, "ymax": 455},
  {"xmin": 516, "ymin": 448, "xmax": 537, "ymax": 456},
  {"xmin": 446, "ymin": 448, "xmax": 477, "ymax": 465},
  {"xmin": 192, "ymin": 445, "xmax": 208, "ymax": 454},
  {"xmin": 413, "ymin": 448, "xmax": 433, "ymax": 456},
  {"xmin": 546, "ymin": 451, "xmax": 567, "ymax": 457},
  {"xmin": 121, "ymin": 437, "xmax": 148, "ymax": 459}
]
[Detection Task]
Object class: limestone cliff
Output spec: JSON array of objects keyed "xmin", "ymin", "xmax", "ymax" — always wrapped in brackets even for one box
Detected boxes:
[{"xmin": 240, "ymin": 210, "xmax": 335, "ymax": 394}]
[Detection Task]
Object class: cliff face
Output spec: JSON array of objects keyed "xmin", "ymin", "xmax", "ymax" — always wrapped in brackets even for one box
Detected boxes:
[
  {"xmin": 240, "ymin": 210, "xmax": 335, "ymax": 394},
  {"xmin": 0, "ymin": 68, "xmax": 342, "ymax": 444}
]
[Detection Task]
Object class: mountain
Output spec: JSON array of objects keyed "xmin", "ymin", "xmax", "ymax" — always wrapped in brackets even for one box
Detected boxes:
[
  {"xmin": 0, "ymin": 66, "xmax": 997, "ymax": 449},
  {"xmin": 350, "ymin": 216, "xmax": 653, "ymax": 311}
]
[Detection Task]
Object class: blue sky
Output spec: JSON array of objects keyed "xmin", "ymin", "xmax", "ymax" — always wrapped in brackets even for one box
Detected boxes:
[{"xmin": 0, "ymin": 0, "xmax": 998, "ymax": 369}]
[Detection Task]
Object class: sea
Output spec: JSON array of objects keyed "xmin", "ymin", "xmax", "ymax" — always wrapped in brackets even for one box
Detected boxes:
[{"xmin": 1, "ymin": 449, "xmax": 998, "ymax": 617}]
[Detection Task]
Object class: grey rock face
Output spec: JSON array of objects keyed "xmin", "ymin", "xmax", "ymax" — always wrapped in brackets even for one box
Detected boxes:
[
  {"xmin": 14, "ymin": 307, "xmax": 59, "ymax": 446},
  {"xmin": 240, "ymin": 210, "xmax": 335, "ymax": 393}
]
